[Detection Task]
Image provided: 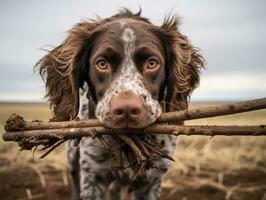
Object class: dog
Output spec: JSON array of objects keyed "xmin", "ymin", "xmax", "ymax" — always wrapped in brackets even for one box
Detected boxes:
[{"xmin": 37, "ymin": 9, "xmax": 204, "ymax": 200}]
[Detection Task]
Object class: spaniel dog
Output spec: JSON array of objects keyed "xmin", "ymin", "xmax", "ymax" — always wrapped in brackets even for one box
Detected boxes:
[{"xmin": 37, "ymin": 9, "xmax": 204, "ymax": 200}]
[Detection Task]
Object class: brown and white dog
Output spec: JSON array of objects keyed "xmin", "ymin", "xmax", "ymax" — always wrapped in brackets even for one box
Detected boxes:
[{"xmin": 37, "ymin": 9, "xmax": 204, "ymax": 200}]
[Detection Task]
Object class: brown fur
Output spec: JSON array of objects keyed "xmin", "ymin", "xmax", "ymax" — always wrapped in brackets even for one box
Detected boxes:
[
  {"xmin": 157, "ymin": 16, "xmax": 205, "ymax": 111},
  {"xmin": 36, "ymin": 9, "xmax": 204, "ymax": 121}
]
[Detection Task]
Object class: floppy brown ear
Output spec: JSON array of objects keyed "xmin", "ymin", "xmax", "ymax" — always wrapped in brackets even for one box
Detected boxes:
[
  {"xmin": 159, "ymin": 17, "xmax": 205, "ymax": 112},
  {"xmin": 36, "ymin": 21, "xmax": 98, "ymax": 121}
]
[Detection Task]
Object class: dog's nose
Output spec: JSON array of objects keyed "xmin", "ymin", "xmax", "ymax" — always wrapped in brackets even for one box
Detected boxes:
[
  {"xmin": 112, "ymin": 99, "xmax": 142, "ymax": 119},
  {"xmin": 110, "ymin": 92, "xmax": 143, "ymax": 124}
]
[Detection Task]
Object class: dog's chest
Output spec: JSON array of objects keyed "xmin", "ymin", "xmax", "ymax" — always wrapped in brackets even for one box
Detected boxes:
[
  {"xmin": 77, "ymin": 84, "xmax": 177, "ymax": 179},
  {"xmin": 79, "ymin": 134, "xmax": 177, "ymax": 179}
]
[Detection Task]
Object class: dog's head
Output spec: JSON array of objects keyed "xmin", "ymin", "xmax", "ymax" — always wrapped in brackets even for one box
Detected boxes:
[{"xmin": 37, "ymin": 9, "xmax": 204, "ymax": 128}]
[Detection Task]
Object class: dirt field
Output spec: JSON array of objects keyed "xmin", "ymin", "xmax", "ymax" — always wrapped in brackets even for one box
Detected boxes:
[{"xmin": 0, "ymin": 103, "xmax": 266, "ymax": 200}]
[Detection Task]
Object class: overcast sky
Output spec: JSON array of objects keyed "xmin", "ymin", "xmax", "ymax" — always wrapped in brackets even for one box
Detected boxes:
[{"xmin": 0, "ymin": 0, "xmax": 265, "ymax": 102}]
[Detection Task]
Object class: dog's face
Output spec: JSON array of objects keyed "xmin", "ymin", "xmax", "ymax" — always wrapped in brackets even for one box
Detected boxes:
[
  {"xmin": 37, "ymin": 10, "xmax": 204, "ymax": 125},
  {"xmin": 88, "ymin": 20, "xmax": 166, "ymax": 128}
]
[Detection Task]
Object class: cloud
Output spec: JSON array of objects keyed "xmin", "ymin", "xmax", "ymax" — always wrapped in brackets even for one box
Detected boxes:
[
  {"xmin": 0, "ymin": 0, "xmax": 265, "ymax": 101},
  {"xmin": 192, "ymin": 72, "xmax": 266, "ymax": 101},
  {"xmin": 0, "ymin": 93, "xmax": 45, "ymax": 103},
  {"xmin": 199, "ymin": 73, "xmax": 266, "ymax": 91}
]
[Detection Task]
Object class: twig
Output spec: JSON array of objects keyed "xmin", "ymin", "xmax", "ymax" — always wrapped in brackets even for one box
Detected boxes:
[
  {"xmin": 5, "ymin": 115, "xmax": 100, "ymax": 131},
  {"xmin": 118, "ymin": 135, "xmax": 146, "ymax": 163},
  {"xmin": 117, "ymin": 135, "xmax": 148, "ymax": 179},
  {"xmin": 131, "ymin": 162, "xmax": 146, "ymax": 180},
  {"xmin": 141, "ymin": 140, "xmax": 175, "ymax": 161},
  {"xmin": 3, "ymin": 125, "xmax": 266, "ymax": 143},
  {"xmin": 133, "ymin": 137, "xmax": 150, "ymax": 158},
  {"xmin": 3, "ymin": 126, "xmax": 108, "ymax": 141},
  {"xmin": 158, "ymin": 97, "xmax": 266, "ymax": 123},
  {"xmin": 73, "ymin": 138, "xmax": 82, "ymax": 146},
  {"xmin": 4, "ymin": 98, "xmax": 266, "ymax": 131},
  {"xmin": 144, "ymin": 124, "xmax": 266, "ymax": 136},
  {"xmin": 2, "ymin": 97, "xmax": 266, "ymax": 179},
  {"xmin": 39, "ymin": 138, "xmax": 68, "ymax": 159},
  {"xmin": 27, "ymin": 139, "xmax": 50, "ymax": 145},
  {"xmin": 97, "ymin": 135, "xmax": 110, "ymax": 150}
]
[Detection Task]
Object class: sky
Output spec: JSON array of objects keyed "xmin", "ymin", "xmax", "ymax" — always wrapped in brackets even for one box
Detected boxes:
[{"xmin": 0, "ymin": 0, "xmax": 265, "ymax": 102}]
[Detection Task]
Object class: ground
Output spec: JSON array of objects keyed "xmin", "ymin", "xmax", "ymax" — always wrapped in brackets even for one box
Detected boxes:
[{"xmin": 0, "ymin": 103, "xmax": 266, "ymax": 200}]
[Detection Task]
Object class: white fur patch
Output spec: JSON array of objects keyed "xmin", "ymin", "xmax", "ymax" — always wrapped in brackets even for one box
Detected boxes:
[
  {"xmin": 77, "ymin": 83, "xmax": 89, "ymax": 119},
  {"xmin": 122, "ymin": 27, "xmax": 136, "ymax": 44},
  {"xmin": 119, "ymin": 21, "xmax": 127, "ymax": 28}
]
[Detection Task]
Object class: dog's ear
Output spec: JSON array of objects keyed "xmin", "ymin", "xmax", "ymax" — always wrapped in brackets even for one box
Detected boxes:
[
  {"xmin": 36, "ymin": 21, "xmax": 99, "ymax": 121},
  {"xmin": 157, "ymin": 16, "xmax": 205, "ymax": 112}
]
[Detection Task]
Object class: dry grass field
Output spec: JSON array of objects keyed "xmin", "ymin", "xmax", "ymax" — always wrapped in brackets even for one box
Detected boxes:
[{"xmin": 0, "ymin": 103, "xmax": 266, "ymax": 200}]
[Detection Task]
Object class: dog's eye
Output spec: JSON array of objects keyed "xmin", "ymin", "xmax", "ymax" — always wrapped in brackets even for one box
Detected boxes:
[
  {"xmin": 95, "ymin": 58, "xmax": 110, "ymax": 70},
  {"xmin": 145, "ymin": 58, "xmax": 159, "ymax": 69}
]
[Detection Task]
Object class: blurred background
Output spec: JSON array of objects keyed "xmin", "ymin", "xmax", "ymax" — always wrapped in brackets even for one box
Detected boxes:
[{"xmin": 0, "ymin": 1, "xmax": 265, "ymax": 200}]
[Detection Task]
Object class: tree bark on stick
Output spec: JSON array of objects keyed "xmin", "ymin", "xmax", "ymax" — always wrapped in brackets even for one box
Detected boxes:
[
  {"xmin": 3, "ymin": 125, "xmax": 266, "ymax": 142},
  {"xmin": 158, "ymin": 97, "xmax": 266, "ymax": 123},
  {"xmin": 4, "ymin": 114, "xmax": 100, "ymax": 131},
  {"xmin": 5, "ymin": 98, "xmax": 266, "ymax": 131}
]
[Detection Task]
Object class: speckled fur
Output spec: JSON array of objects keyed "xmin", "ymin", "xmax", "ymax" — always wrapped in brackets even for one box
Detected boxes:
[
  {"xmin": 67, "ymin": 20, "xmax": 177, "ymax": 200},
  {"xmin": 67, "ymin": 82, "xmax": 177, "ymax": 200}
]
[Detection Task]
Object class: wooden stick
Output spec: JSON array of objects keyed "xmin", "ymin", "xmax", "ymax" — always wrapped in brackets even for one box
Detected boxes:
[
  {"xmin": 3, "ymin": 125, "xmax": 266, "ymax": 143},
  {"xmin": 140, "ymin": 140, "xmax": 175, "ymax": 161},
  {"xmin": 3, "ymin": 126, "xmax": 108, "ymax": 141},
  {"xmin": 4, "ymin": 114, "xmax": 100, "ymax": 131},
  {"xmin": 2, "ymin": 97, "xmax": 266, "ymax": 178},
  {"xmin": 158, "ymin": 97, "xmax": 266, "ymax": 123},
  {"xmin": 144, "ymin": 124, "xmax": 266, "ymax": 136},
  {"xmin": 39, "ymin": 138, "xmax": 68, "ymax": 159},
  {"xmin": 4, "ymin": 98, "xmax": 266, "ymax": 131},
  {"xmin": 118, "ymin": 135, "xmax": 146, "ymax": 163},
  {"xmin": 133, "ymin": 137, "xmax": 150, "ymax": 158}
]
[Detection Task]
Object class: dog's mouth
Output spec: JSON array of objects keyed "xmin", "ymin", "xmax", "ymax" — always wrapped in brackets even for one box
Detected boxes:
[
  {"xmin": 107, "ymin": 116, "xmax": 152, "ymax": 129},
  {"xmin": 101, "ymin": 121, "xmax": 155, "ymax": 129},
  {"xmin": 95, "ymin": 89, "xmax": 162, "ymax": 129},
  {"xmin": 96, "ymin": 104, "xmax": 161, "ymax": 129}
]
